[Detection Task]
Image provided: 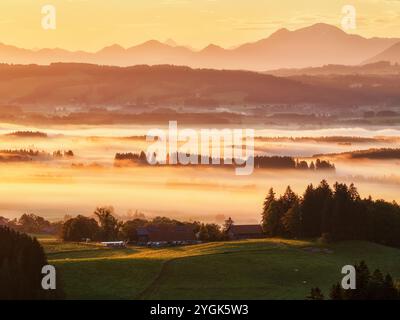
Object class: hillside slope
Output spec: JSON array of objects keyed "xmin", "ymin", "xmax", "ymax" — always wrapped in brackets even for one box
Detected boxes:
[
  {"xmin": 1, "ymin": 63, "xmax": 400, "ymax": 107},
  {"xmin": 42, "ymin": 237, "xmax": 400, "ymax": 300}
]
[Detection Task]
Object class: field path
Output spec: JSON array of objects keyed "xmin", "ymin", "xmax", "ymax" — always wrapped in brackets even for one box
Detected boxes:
[
  {"xmin": 134, "ymin": 247, "xmax": 287, "ymax": 300},
  {"xmin": 135, "ymin": 258, "xmax": 177, "ymax": 300}
]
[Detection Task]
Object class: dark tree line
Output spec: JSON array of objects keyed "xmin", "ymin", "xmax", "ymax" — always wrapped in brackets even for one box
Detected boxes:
[
  {"xmin": 349, "ymin": 148, "xmax": 400, "ymax": 160},
  {"xmin": 309, "ymin": 261, "xmax": 400, "ymax": 300},
  {"xmin": 0, "ymin": 149, "xmax": 42, "ymax": 156},
  {"xmin": 0, "ymin": 227, "xmax": 65, "ymax": 299},
  {"xmin": 3, "ymin": 207, "xmax": 227, "ymax": 244},
  {"xmin": 122, "ymin": 215, "xmax": 229, "ymax": 242},
  {"xmin": 7, "ymin": 131, "xmax": 48, "ymax": 138},
  {"xmin": 115, "ymin": 151, "xmax": 335, "ymax": 171},
  {"xmin": 255, "ymin": 157, "xmax": 334, "ymax": 170},
  {"xmin": 261, "ymin": 180, "xmax": 400, "ymax": 247},
  {"xmin": 0, "ymin": 149, "xmax": 74, "ymax": 159},
  {"xmin": 60, "ymin": 208, "xmax": 189, "ymax": 242},
  {"xmin": 115, "ymin": 151, "xmax": 147, "ymax": 162},
  {"xmin": 61, "ymin": 207, "xmax": 229, "ymax": 243},
  {"xmin": 0, "ymin": 213, "xmax": 62, "ymax": 235}
]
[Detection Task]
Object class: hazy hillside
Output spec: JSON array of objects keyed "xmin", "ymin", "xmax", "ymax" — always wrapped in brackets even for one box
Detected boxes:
[
  {"xmin": 266, "ymin": 61, "xmax": 400, "ymax": 76},
  {"xmin": 0, "ymin": 63, "xmax": 316, "ymax": 106},
  {"xmin": 0, "ymin": 24, "xmax": 398, "ymax": 71},
  {"xmin": 364, "ymin": 42, "xmax": 400, "ymax": 65},
  {"xmin": 285, "ymin": 73, "xmax": 400, "ymax": 106},
  {"xmin": 1, "ymin": 63, "xmax": 400, "ymax": 107}
]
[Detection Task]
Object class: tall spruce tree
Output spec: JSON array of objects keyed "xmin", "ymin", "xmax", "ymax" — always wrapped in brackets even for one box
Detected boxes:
[
  {"xmin": 263, "ymin": 201, "xmax": 282, "ymax": 237},
  {"xmin": 281, "ymin": 200, "xmax": 302, "ymax": 238},
  {"xmin": 261, "ymin": 188, "xmax": 276, "ymax": 232},
  {"xmin": 279, "ymin": 186, "xmax": 298, "ymax": 213},
  {"xmin": 301, "ymin": 184, "xmax": 318, "ymax": 237}
]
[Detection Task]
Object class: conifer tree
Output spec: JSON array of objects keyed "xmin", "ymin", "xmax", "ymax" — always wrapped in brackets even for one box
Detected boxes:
[
  {"xmin": 281, "ymin": 200, "xmax": 302, "ymax": 238},
  {"xmin": 263, "ymin": 201, "xmax": 282, "ymax": 236},
  {"xmin": 261, "ymin": 188, "xmax": 276, "ymax": 232}
]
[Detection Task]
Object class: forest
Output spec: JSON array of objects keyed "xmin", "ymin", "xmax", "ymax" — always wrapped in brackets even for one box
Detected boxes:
[
  {"xmin": 0, "ymin": 227, "xmax": 65, "ymax": 300},
  {"xmin": 261, "ymin": 181, "xmax": 400, "ymax": 247},
  {"xmin": 309, "ymin": 261, "xmax": 400, "ymax": 300}
]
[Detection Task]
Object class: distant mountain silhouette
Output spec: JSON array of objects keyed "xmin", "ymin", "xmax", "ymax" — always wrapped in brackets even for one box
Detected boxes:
[
  {"xmin": 164, "ymin": 39, "xmax": 178, "ymax": 47},
  {"xmin": 364, "ymin": 42, "xmax": 400, "ymax": 65},
  {"xmin": 231, "ymin": 23, "xmax": 398, "ymax": 69},
  {"xmin": 0, "ymin": 24, "xmax": 398, "ymax": 70}
]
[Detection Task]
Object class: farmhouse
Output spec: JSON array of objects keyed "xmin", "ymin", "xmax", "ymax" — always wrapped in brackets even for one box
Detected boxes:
[
  {"xmin": 227, "ymin": 224, "xmax": 265, "ymax": 240},
  {"xmin": 137, "ymin": 225, "xmax": 196, "ymax": 244}
]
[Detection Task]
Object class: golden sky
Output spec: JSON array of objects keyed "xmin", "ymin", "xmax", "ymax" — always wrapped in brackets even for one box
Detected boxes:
[{"xmin": 1, "ymin": 0, "xmax": 400, "ymax": 51}]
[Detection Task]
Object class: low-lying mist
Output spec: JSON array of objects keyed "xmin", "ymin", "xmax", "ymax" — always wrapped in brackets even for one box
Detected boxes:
[{"xmin": 0, "ymin": 124, "xmax": 399, "ymax": 224}]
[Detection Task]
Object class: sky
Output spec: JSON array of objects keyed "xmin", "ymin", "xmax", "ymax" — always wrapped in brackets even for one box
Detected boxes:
[{"xmin": 0, "ymin": 0, "xmax": 400, "ymax": 51}]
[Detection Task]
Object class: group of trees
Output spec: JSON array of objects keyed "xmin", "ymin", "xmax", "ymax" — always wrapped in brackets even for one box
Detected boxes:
[
  {"xmin": 348, "ymin": 148, "xmax": 400, "ymax": 160},
  {"xmin": 0, "ymin": 149, "xmax": 74, "ymax": 160},
  {"xmin": 261, "ymin": 180, "xmax": 400, "ymax": 247},
  {"xmin": 61, "ymin": 207, "xmax": 122, "ymax": 242},
  {"xmin": 0, "ymin": 148, "xmax": 75, "ymax": 162},
  {"xmin": 255, "ymin": 156, "xmax": 335, "ymax": 171},
  {"xmin": 61, "ymin": 206, "xmax": 232, "ymax": 243},
  {"xmin": 0, "ymin": 213, "xmax": 62, "ymax": 235},
  {"xmin": 121, "ymin": 215, "xmax": 232, "ymax": 242},
  {"xmin": 53, "ymin": 150, "xmax": 74, "ymax": 158},
  {"xmin": 7, "ymin": 131, "xmax": 48, "ymax": 138},
  {"xmin": 197, "ymin": 222, "xmax": 226, "ymax": 242},
  {"xmin": 187, "ymin": 217, "xmax": 233, "ymax": 242},
  {"xmin": 0, "ymin": 148, "xmax": 42, "ymax": 156},
  {"xmin": 2, "ymin": 207, "xmax": 230, "ymax": 244},
  {"xmin": 61, "ymin": 215, "xmax": 100, "ymax": 241},
  {"xmin": 115, "ymin": 151, "xmax": 147, "ymax": 162},
  {"xmin": 0, "ymin": 227, "xmax": 64, "ymax": 299},
  {"xmin": 115, "ymin": 151, "xmax": 335, "ymax": 171},
  {"xmin": 309, "ymin": 261, "xmax": 400, "ymax": 300}
]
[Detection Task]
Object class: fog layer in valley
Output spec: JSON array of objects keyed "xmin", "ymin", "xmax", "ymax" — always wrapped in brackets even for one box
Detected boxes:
[{"xmin": 0, "ymin": 124, "xmax": 399, "ymax": 223}]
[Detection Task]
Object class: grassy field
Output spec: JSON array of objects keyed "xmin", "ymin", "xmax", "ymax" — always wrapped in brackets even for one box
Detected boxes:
[{"xmin": 37, "ymin": 236, "xmax": 400, "ymax": 300}]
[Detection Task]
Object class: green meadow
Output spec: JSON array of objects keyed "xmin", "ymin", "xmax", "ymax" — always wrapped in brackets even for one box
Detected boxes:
[{"xmin": 38, "ymin": 236, "xmax": 400, "ymax": 300}]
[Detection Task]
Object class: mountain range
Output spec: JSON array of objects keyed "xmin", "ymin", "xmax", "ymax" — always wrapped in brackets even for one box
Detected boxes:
[{"xmin": 1, "ymin": 23, "xmax": 399, "ymax": 71}]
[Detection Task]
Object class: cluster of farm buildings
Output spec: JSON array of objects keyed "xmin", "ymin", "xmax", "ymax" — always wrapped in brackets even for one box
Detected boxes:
[{"xmin": 102, "ymin": 224, "xmax": 265, "ymax": 248}]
